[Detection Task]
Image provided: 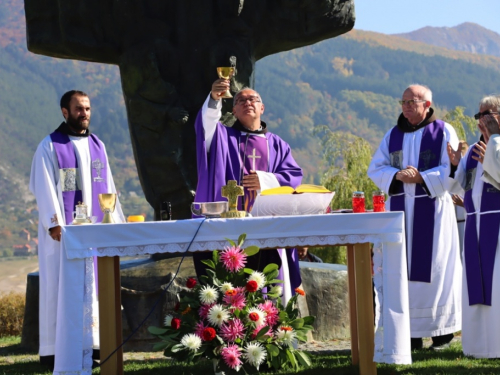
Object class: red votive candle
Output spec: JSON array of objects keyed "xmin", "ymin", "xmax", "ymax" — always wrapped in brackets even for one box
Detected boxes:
[
  {"xmin": 372, "ymin": 190, "xmax": 386, "ymax": 212},
  {"xmin": 352, "ymin": 191, "xmax": 365, "ymax": 213}
]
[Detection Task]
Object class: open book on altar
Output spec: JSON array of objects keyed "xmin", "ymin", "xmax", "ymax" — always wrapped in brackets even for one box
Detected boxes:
[{"xmin": 251, "ymin": 184, "xmax": 335, "ymax": 217}]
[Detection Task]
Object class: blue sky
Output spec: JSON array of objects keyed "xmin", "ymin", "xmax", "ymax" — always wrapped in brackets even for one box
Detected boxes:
[{"xmin": 354, "ymin": 0, "xmax": 500, "ymax": 36}]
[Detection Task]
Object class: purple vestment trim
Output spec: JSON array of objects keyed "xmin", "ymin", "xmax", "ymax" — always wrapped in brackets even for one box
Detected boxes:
[
  {"xmin": 388, "ymin": 120, "xmax": 445, "ymax": 282},
  {"xmin": 463, "ymin": 143, "xmax": 500, "ymax": 305}
]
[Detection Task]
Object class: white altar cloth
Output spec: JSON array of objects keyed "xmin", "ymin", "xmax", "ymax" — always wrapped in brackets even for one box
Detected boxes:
[{"xmin": 58, "ymin": 212, "xmax": 411, "ymax": 373}]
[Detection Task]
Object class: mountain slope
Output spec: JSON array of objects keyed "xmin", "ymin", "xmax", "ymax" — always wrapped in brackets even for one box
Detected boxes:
[{"xmin": 395, "ymin": 22, "xmax": 500, "ymax": 58}]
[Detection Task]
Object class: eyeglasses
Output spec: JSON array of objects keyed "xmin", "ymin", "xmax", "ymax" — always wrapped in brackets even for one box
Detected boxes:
[
  {"xmin": 474, "ymin": 110, "xmax": 499, "ymax": 120},
  {"xmin": 398, "ymin": 99, "xmax": 426, "ymax": 106},
  {"xmin": 234, "ymin": 96, "xmax": 262, "ymax": 106}
]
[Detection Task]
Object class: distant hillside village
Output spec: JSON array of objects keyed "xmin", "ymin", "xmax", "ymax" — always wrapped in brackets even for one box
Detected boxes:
[{"xmin": 13, "ymin": 228, "xmax": 38, "ymax": 257}]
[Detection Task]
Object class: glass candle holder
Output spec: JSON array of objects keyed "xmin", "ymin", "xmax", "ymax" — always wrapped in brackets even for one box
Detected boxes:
[
  {"xmin": 352, "ymin": 191, "xmax": 365, "ymax": 213},
  {"xmin": 372, "ymin": 190, "xmax": 386, "ymax": 212}
]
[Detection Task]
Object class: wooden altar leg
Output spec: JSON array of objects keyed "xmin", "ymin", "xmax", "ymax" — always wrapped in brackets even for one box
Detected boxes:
[
  {"xmin": 346, "ymin": 245, "xmax": 359, "ymax": 365},
  {"xmin": 98, "ymin": 256, "xmax": 123, "ymax": 375},
  {"xmin": 354, "ymin": 243, "xmax": 376, "ymax": 375}
]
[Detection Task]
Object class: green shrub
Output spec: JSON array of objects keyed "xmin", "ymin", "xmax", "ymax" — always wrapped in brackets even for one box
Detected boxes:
[{"xmin": 0, "ymin": 291, "xmax": 25, "ymax": 337}]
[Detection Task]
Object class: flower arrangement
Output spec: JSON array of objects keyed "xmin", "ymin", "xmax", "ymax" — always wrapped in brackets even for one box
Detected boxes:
[{"xmin": 148, "ymin": 234, "xmax": 315, "ymax": 374}]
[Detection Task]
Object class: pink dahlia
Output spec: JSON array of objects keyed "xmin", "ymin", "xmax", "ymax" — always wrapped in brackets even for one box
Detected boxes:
[
  {"xmin": 258, "ymin": 300, "xmax": 279, "ymax": 326},
  {"xmin": 220, "ymin": 246, "xmax": 247, "ymax": 273},
  {"xmin": 221, "ymin": 344, "xmax": 243, "ymax": 370},
  {"xmin": 198, "ymin": 303, "xmax": 215, "ymax": 319},
  {"xmin": 194, "ymin": 321, "xmax": 207, "ymax": 338},
  {"xmin": 220, "ymin": 318, "xmax": 245, "ymax": 342},
  {"xmin": 223, "ymin": 289, "xmax": 246, "ymax": 310}
]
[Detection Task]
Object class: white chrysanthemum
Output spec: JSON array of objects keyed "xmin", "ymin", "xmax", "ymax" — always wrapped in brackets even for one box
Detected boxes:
[
  {"xmin": 244, "ymin": 342, "xmax": 267, "ymax": 368},
  {"xmin": 247, "ymin": 307, "xmax": 266, "ymax": 327},
  {"xmin": 269, "ymin": 285, "xmax": 283, "ymax": 296},
  {"xmin": 199, "ymin": 285, "xmax": 219, "ymax": 304},
  {"xmin": 181, "ymin": 333, "xmax": 202, "ymax": 352},
  {"xmin": 207, "ymin": 304, "xmax": 230, "ymax": 327},
  {"xmin": 220, "ymin": 282, "xmax": 234, "ymax": 294},
  {"xmin": 276, "ymin": 328, "xmax": 296, "ymax": 346},
  {"xmin": 248, "ymin": 271, "xmax": 266, "ymax": 290},
  {"xmin": 163, "ymin": 314, "xmax": 173, "ymax": 327}
]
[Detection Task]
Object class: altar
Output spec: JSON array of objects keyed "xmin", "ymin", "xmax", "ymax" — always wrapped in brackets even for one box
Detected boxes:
[{"xmin": 59, "ymin": 212, "xmax": 411, "ymax": 375}]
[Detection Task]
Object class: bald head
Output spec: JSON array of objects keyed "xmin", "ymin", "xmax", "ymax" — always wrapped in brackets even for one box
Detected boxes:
[{"xmin": 401, "ymin": 84, "xmax": 432, "ymax": 126}]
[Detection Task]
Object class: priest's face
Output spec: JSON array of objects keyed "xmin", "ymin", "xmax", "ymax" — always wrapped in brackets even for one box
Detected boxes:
[
  {"xmin": 401, "ymin": 87, "xmax": 430, "ymax": 126},
  {"xmin": 62, "ymin": 94, "xmax": 91, "ymax": 134},
  {"xmin": 232, "ymin": 89, "xmax": 265, "ymax": 130}
]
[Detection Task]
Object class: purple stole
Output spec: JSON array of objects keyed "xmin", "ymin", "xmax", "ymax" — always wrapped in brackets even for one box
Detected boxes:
[
  {"xmin": 50, "ymin": 131, "xmax": 109, "ymax": 225},
  {"xmin": 463, "ymin": 144, "xmax": 500, "ymax": 305},
  {"xmin": 389, "ymin": 120, "xmax": 445, "ymax": 282},
  {"xmin": 240, "ymin": 134, "xmax": 269, "ymax": 212}
]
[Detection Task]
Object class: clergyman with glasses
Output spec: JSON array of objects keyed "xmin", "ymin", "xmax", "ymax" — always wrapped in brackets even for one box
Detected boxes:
[
  {"xmin": 368, "ymin": 84, "xmax": 462, "ymax": 351},
  {"xmin": 192, "ymin": 78, "xmax": 303, "ymax": 302},
  {"xmin": 447, "ymin": 95, "xmax": 500, "ymax": 358}
]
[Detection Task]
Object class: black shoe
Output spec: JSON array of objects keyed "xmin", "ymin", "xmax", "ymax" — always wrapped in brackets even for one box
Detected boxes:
[
  {"xmin": 411, "ymin": 337, "xmax": 423, "ymax": 351},
  {"xmin": 92, "ymin": 349, "xmax": 100, "ymax": 360},
  {"xmin": 40, "ymin": 355, "xmax": 55, "ymax": 371}
]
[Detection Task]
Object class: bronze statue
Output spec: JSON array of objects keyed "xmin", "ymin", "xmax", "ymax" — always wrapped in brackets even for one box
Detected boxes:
[{"xmin": 24, "ymin": 0, "xmax": 355, "ymax": 219}]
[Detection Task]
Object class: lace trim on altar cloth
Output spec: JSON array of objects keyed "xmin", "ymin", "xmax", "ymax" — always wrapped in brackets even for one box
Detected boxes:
[
  {"xmin": 54, "ymin": 258, "xmax": 94, "ymax": 375},
  {"xmin": 373, "ymin": 241, "xmax": 385, "ymax": 362},
  {"xmin": 78, "ymin": 233, "xmax": 403, "ymax": 258}
]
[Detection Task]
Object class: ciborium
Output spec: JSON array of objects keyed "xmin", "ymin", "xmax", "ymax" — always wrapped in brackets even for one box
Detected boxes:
[
  {"xmin": 216, "ymin": 56, "xmax": 236, "ymax": 99},
  {"xmin": 98, "ymin": 193, "xmax": 116, "ymax": 224}
]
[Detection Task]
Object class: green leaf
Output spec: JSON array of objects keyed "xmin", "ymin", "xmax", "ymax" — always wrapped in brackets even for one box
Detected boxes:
[
  {"xmin": 267, "ymin": 279, "xmax": 284, "ymax": 284},
  {"xmin": 266, "ymin": 343, "xmax": 280, "ymax": 357},
  {"xmin": 265, "ymin": 270, "xmax": 279, "ymax": 281},
  {"xmin": 212, "ymin": 250, "xmax": 219, "ymax": 264},
  {"xmin": 237, "ymin": 233, "xmax": 247, "ymax": 247},
  {"xmin": 278, "ymin": 311, "xmax": 288, "ymax": 321},
  {"xmin": 152, "ymin": 341, "xmax": 170, "ymax": 351},
  {"xmin": 255, "ymin": 325, "xmax": 270, "ymax": 340},
  {"xmin": 290, "ymin": 318, "xmax": 304, "ymax": 329},
  {"xmin": 295, "ymin": 350, "xmax": 312, "ymax": 367},
  {"xmin": 302, "ymin": 316, "xmax": 315, "ymax": 325},
  {"xmin": 286, "ymin": 349, "xmax": 298, "ymax": 369},
  {"xmin": 243, "ymin": 245, "xmax": 260, "ymax": 256},
  {"xmin": 243, "ymin": 268, "xmax": 254, "ymax": 275},
  {"xmin": 200, "ymin": 259, "xmax": 216, "ymax": 269},
  {"xmin": 225, "ymin": 237, "xmax": 236, "ymax": 247},
  {"xmin": 171, "ymin": 344, "xmax": 185, "ymax": 353},
  {"xmin": 148, "ymin": 326, "xmax": 169, "ymax": 335},
  {"xmin": 262, "ymin": 263, "xmax": 279, "ymax": 274}
]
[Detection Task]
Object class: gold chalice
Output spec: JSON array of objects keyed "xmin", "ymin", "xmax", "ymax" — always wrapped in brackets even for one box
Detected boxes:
[
  {"xmin": 98, "ymin": 193, "xmax": 116, "ymax": 224},
  {"xmin": 216, "ymin": 67, "xmax": 235, "ymax": 98}
]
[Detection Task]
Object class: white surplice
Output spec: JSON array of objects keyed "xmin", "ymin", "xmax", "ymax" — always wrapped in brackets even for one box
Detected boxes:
[
  {"xmin": 450, "ymin": 142, "xmax": 500, "ymax": 358},
  {"xmin": 368, "ymin": 123, "xmax": 462, "ymax": 337},
  {"xmin": 29, "ymin": 133, "xmax": 124, "ymax": 373},
  {"xmin": 483, "ymin": 134, "xmax": 500, "ymax": 189}
]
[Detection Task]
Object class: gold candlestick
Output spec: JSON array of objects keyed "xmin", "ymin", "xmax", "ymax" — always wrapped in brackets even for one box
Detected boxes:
[{"xmin": 221, "ymin": 180, "xmax": 246, "ymax": 218}]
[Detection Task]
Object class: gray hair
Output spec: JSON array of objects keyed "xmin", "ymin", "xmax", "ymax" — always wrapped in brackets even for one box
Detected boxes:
[
  {"xmin": 233, "ymin": 87, "xmax": 263, "ymax": 106},
  {"xmin": 479, "ymin": 95, "xmax": 500, "ymax": 111},
  {"xmin": 406, "ymin": 84, "xmax": 433, "ymax": 102}
]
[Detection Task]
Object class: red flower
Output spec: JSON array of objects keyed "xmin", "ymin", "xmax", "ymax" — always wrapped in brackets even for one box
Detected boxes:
[
  {"xmin": 295, "ymin": 288, "xmax": 305, "ymax": 296},
  {"xmin": 171, "ymin": 318, "xmax": 181, "ymax": 330},
  {"xmin": 186, "ymin": 278, "xmax": 197, "ymax": 289},
  {"xmin": 249, "ymin": 312, "xmax": 260, "ymax": 322},
  {"xmin": 202, "ymin": 327, "xmax": 216, "ymax": 341},
  {"xmin": 246, "ymin": 280, "xmax": 258, "ymax": 293},
  {"xmin": 225, "ymin": 289, "xmax": 237, "ymax": 296},
  {"xmin": 174, "ymin": 302, "xmax": 180, "ymax": 312}
]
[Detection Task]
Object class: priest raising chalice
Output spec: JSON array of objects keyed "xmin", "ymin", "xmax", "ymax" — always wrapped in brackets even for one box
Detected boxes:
[{"xmin": 192, "ymin": 76, "xmax": 303, "ymax": 303}]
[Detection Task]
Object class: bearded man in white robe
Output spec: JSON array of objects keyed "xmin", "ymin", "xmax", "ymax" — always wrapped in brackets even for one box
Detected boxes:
[
  {"xmin": 368, "ymin": 84, "xmax": 462, "ymax": 351},
  {"xmin": 448, "ymin": 95, "xmax": 500, "ymax": 358},
  {"xmin": 30, "ymin": 90, "xmax": 124, "ymax": 371}
]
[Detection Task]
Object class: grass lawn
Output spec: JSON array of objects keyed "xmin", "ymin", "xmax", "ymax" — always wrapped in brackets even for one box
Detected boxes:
[{"xmin": 1, "ymin": 336, "xmax": 500, "ymax": 375}]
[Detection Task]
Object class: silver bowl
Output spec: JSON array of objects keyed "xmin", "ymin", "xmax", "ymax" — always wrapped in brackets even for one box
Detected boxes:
[{"xmin": 191, "ymin": 201, "xmax": 228, "ymax": 218}]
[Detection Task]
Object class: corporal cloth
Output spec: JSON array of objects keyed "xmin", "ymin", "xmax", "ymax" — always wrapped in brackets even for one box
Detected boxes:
[
  {"xmin": 29, "ymin": 124, "xmax": 124, "ymax": 375},
  {"xmin": 193, "ymin": 95, "xmax": 303, "ymax": 301},
  {"xmin": 368, "ymin": 111, "xmax": 462, "ymax": 337},
  {"xmin": 449, "ymin": 142, "xmax": 500, "ymax": 358}
]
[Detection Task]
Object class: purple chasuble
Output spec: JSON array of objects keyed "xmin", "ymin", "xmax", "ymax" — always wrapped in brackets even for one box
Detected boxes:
[
  {"xmin": 463, "ymin": 143, "xmax": 500, "ymax": 305},
  {"xmin": 50, "ymin": 131, "xmax": 109, "ymax": 225},
  {"xmin": 193, "ymin": 110, "xmax": 303, "ymax": 292},
  {"xmin": 388, "ymin": 120, "xmax": 445, "ymax": 282},
  {"xmin": 240, "ymin": 134, "xmax": 269, "ymax": 212}
]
